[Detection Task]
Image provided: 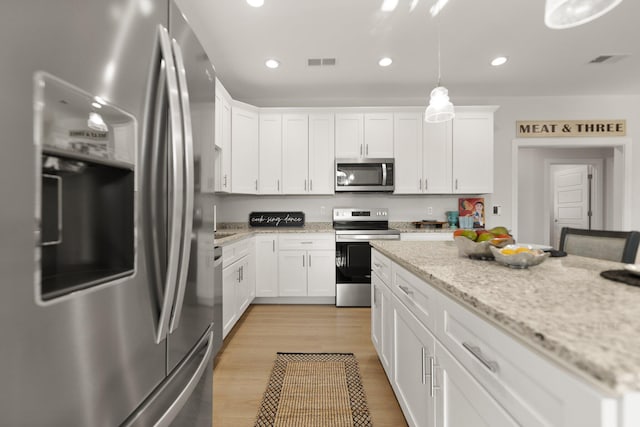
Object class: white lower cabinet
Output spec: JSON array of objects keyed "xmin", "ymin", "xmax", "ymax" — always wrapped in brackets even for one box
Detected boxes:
[
  {"xmin": 372, "ymin": 271, "xmax": 393, "ymax": 377},
  {"xmin": 278, "ymin": 249, "xmax": 335, "ymax": 297},
  {"xmin": 222, "ymin": 239, "xmax": 255, "ymax": 338},
  {"xmin": 435, "ymin": 340, "xmax": 517, "ymax": 427},
  {"xmin": 255, "ymin": 235, "xmax": 278, "ymax": 297},
  {"xmin": 393, "ymin": 292, "xmax": 436, "ymax": 427},
  {"xmin": 372, "ymin": 249, "xmax": 621, "ymax": 427},
  {"xmin": 277, "ymin": 233, "xmax": 336, "ymax": 297}
]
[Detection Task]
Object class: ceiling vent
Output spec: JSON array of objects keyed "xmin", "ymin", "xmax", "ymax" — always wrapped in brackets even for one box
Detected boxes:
[
  {"xmin": 307, "ymin": 58, "xmax": 336, "ymax": 67},
  {"xmin": 588, "ymin": 54, "xmax": 629, "ymax": 64}
]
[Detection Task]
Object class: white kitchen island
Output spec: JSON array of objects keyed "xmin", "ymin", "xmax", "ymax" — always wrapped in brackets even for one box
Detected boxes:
[{"xmin": 370, "ymin": 240, "xmax": 640, "ymax": 427}]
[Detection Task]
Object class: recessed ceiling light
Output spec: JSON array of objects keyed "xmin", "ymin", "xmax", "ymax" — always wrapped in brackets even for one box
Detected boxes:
[
  {"xmin": 265, "ymin": 59, "xmax": 280, "ymax": 69},
  {"xmin": 491, "ymin": 56, "xmax": 508, "ymax": 66},
  {"xmin": 378, "ymin": 57, "xmax": 393, "ymax": 67},
  {"xmin": 381, "ymin": 0, "xmax": 399, "ymax": 12},
  {"xmin": 247, "ymin": 0, "xmax": 264, "ymax": 7}
]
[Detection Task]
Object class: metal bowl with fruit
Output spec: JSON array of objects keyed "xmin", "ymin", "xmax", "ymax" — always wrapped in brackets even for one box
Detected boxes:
[
  {"xmin": 453, "ymin": 227, "xmax": 515, "ymax": 258},
  {"xmin": 489, "ymin": 244, "xmax": 550, "ymax": 269}
]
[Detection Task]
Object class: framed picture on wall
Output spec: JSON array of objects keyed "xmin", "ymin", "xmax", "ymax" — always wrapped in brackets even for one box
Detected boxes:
[{"xmin": 459, "ymin": 197, "xmax": 485, "ymax": 229}]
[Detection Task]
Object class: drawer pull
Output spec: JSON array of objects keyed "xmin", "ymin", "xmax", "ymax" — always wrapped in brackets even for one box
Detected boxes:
[
  {"xmin": 373, "ymin": 262, "xmax": 382, "ymax": 269},
  {"xmin": 398, "ymin": 285, "xmax": 412, "ymax": 296},
  {"xmin": 300, "ymin": 241, "xmax": 313, "ymax": 244},
  {"xmin": 462, "ymin": 342, "xmax": 499, "ymax": 373}
]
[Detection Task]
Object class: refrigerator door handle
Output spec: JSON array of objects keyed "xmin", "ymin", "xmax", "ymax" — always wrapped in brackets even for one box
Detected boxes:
[
  {"xmin": 154, "ymin": 331, "xmax": 214, "ymax": 427},
  {"xmin": 168, "ymin": 38, "xmax": 194, "ymax": 334},
  {"xmin": 155, "ymin": 25, "xmax": 184, "ymax": 344}
]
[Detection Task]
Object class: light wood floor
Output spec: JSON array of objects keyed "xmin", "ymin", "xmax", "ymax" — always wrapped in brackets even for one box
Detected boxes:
[{"xmin": 213, "ymin": 304, "xmax": 407, "ymax": 427}]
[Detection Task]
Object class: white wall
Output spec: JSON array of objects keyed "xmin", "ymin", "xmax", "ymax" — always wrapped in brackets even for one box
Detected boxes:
[
  {"xmin": 217, "ymin": 193, "xmax": 484, "ymax": 223},
  {"xmin": 517, "ymin": 147, "xmax": 613, "ymax": 244},
  {"xmin": 217, "ymin": 94, "xmax": 640, "ymax": 233}
]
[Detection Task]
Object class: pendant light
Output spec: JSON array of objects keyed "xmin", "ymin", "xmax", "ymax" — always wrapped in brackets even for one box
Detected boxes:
[
  {"xmin": 425, "ymin": 20, "xmax": 454, "ymax": 123},
  {"xmin": 544, "ymin": 0, "xmax": 623, "ymax": 29}
]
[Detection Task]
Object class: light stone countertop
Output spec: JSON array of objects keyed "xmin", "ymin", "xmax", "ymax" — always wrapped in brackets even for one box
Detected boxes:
[
  {"xmin": 214, "ymin": 222, "xmax": 334, "ymax": 245},
  {"xmin": 391, "ymin": 222, "xmax": 453, "ymax": 233},
  {"xmin": 370, "ymin": 240, "xmax": 640, "ymax": 394}
]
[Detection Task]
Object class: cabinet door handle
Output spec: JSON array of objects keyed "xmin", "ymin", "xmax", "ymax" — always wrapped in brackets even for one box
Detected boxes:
[
  {"xmin": 455, "ymin": 179, "xmax": 459, "ymax": 190},
  {"xmin": 421, "ymin": 347, "xmax": 427, "ymax": 385},
  {"xmin": 424, "ymin": 178, "xmax": 428, "ymax": 191},
  {"xmin": 308, "ymin": 254, "xmax": 311, "ymax": 267},
  {"xmin": 237, "ymin": 268, "xmax": 241, "ymax": 283},
  {"xmin": 373, "ymin": 262, "xmax": 382, "ymax": 269},
  {"xmin": 429, "ymin": 356, "xmax": 441, "ymax": 396},
  {"xmin": 366, "ymin": 144, "xmax": 369, "ymax": 156},
  {"xmin": 255, "ymin": 179, "xmax": 258, "ymax": 191},
  {"xmin": 360, "ymin": 144, "xmax": 363, "ymax": 156},
  {"xmin": 309, "ymin": 179, "xmax": 313, "ymax": 192},
  {"xmin": 224, "ymin": 174, "xmax": 227, "ymax": 188},
  {"xmin": 462, "ymin": 342, "xmax": 499, "ymax": 373},
  {"xmin": 302, "ymin": 254, "xmax": 305, "ymax": 267},
  {"xmin": 277, "ymin": 179, "xmax": 280, "ymax": 192},
  {"xmin": 373, "ymin": 287, "xmax": 377, "ymax": 306},
  {"xmin": 272, "ymin": 240, "xmax": 275, "ymax": 252},
  {"xmin": 419, "ymin": 178, "xmax": 422, "ymax": 191},
  {"xmin": 398, "ymin": 285, "xmax": 412, "ymax": 296}
]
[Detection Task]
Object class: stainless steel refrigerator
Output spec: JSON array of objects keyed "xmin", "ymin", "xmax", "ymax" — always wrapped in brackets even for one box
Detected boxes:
[{"xmin": 0, "ymin": 1, "xmax": 221, "ymax": 425}]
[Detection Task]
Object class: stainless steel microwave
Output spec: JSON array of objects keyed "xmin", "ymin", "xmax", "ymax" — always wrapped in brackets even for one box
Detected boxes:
[{"xmin": 335, "ymin": 158, "xmax": 394, "ymax": 192}]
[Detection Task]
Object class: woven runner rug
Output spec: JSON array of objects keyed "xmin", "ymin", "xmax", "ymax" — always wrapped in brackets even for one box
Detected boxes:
[{"xmin": 254, "ymin": 352, "xmax": 372, "ymax": 427}]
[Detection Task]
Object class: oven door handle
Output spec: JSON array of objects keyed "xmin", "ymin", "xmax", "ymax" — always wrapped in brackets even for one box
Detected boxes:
[{"xmin": 336, "ymin": 234, "xmax": 400, "ymax": 242}]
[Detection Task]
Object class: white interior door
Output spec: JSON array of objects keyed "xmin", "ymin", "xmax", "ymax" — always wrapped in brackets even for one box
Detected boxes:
[{"xmin": 552, "ymin": 165, "xmax": 590, "ymax": 247}]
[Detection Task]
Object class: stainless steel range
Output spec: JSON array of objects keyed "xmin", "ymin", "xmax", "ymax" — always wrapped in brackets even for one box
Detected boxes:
[{"xmin": 334, "ymin": 208, "xmax": 400, "ymax": 307}]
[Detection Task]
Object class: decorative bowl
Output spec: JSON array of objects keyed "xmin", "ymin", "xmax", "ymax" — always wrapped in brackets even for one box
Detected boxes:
[
  {"xmin": 454, "ymin": 236, "xmax": 515, "ymax": 258},
  {"xmin": 489, "ymin": 244, "xmax": 550, "ymax": 269}
]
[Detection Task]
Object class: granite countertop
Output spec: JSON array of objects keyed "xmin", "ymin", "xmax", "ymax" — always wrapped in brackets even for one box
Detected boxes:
[
  {"xmin": 391, "ymin": 222, "xmax": 454, "ymax": 233},
  {"xmin": 214, "ymin": 222, "xmax": 334, "ymax": 245},
  {"xmin": 370, "ymin": 240, "xmax": 640, "ymax": 394}
]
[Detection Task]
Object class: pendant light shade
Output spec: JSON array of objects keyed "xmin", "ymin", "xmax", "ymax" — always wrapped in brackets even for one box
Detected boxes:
[
  {"xmin": 544, "ymin": 0, "xmax": 623, "ymax": 29},
  {"xmin": 425, "ymin": 86, "xmax": 454, "ymax": 123},
  {"xmin": 425, "ymin": 19, "xmax": 454, "ymax": 123}
]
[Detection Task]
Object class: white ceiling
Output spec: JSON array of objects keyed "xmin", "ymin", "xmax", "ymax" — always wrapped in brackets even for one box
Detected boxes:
[{"xmin": 176, "ymin": 0, "xmax": 640, "ymax": 106}]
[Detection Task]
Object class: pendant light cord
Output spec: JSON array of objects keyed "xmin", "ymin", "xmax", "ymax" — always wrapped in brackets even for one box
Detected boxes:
[{"xmin": 436, "ymin": 19, "xmax": 441, "ymax": 87}]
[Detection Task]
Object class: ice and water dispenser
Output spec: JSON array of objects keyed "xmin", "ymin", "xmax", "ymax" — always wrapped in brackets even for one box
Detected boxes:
[{"xmin": 36, "ymin": 73, "xmax": 136, "ymax": 302}]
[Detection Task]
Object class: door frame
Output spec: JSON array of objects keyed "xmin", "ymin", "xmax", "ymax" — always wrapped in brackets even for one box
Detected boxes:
[
  {"xmin": 511, "ymin": 137, "xmax": 631, "ymax": 240},
  {"xmin": 545, "ymin": 160, "xmax": 604, "ymax": 247}
]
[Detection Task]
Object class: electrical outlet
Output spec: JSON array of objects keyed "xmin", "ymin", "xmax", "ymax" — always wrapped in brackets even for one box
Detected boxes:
[
  {"xmin": 427, "ymin": 206, "xmax": 433, "ymax": 215},
  {"xmin": 492, "ymin": 205, "xmax": 502, "ymax": 216}
]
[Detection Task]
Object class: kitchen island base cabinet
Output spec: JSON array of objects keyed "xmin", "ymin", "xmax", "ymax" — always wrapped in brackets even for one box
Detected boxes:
[
  {"xmin": 372, "ymin": 248, "xmax": 626, "ymax": 427},
  {"xmin": 392, "ymin": 292, "xmax": 436, "ymax": 427},
  {"xmin": 371, "ymin": 273, "xmax": 393, "ymax": 377},
  {"xmin": 435, "ymin": 341, "xmax": 517, "ymax": 427}
]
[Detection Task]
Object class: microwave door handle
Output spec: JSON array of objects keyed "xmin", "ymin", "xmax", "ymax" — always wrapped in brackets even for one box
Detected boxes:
[
  {"xmin": 155, "ymin": 25, "xmax": 184, "ymax": 344},
  {"xmin": 168, "ymin": 38, "xmax": 195, "ymax": 334},
  {"xmin": 382, "ymin": 163, "xmax": 388, "ymax": 186}
]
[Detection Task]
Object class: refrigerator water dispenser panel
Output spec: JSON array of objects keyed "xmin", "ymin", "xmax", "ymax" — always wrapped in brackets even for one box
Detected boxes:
[{"xmin": 35, "ymin": 73, "xmax": 137, "ymax": 302}]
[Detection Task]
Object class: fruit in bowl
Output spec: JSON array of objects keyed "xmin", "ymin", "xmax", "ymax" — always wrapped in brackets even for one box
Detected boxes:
[
  {"xmin": 453, "ymin": 227, "xmax": 514, "ymax": 258},
  {"xmin": 490, "ymin": 244, "xmax": 550, "ymax": 269}
]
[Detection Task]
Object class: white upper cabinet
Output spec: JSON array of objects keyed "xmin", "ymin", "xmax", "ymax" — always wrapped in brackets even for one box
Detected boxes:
[
  {"xmin": 364, "ymin": 113, "xmax": 394, "ymax": 158},
  {"xmin": 335, "ymin": 113, "xmax": 363, "ymax": 158},
  {"xmin": 423, "ymin": 120, "xmax": 453, "ymax": 194},
  {"xmin": 259, "ymin": 113, "xmax": 283, "ymax": 194},
  {"xmin": 394, "ymin": 112, "xmax": 423, "ymax": 194},
  {"xmin": 282, "ymin": 114, "xmax": 309, "ymax": 194},
  {"xmin": 231, "ymin": 101, "xmax": 259, "ymax": 194},
  {"xmin": 335, "ymin": 113, "xmax": 393, "ymax": 159},
  {"xmin": 214, "ymin": 78, "xmax": 232, "ymax": 192},
  {"xmin": 395, "ymin": 107, "xmax": 496, "ymax": 194},
  {"xmin": 452, "ymin": 109, "xmax": 495, "ymax": 194},
  {"xmin": 308, "ymin": 113, "xmax": 335, "ymax": 194}
]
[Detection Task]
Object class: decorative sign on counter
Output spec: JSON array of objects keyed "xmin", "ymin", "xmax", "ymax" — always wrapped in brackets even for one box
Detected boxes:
[
  {"xmin": 249, "ymin": 211, "xmax": 305, "ymax": 227},
  {"xmin": 516, "ymin": 120, "xmax": 626, "ymax": 138}
]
